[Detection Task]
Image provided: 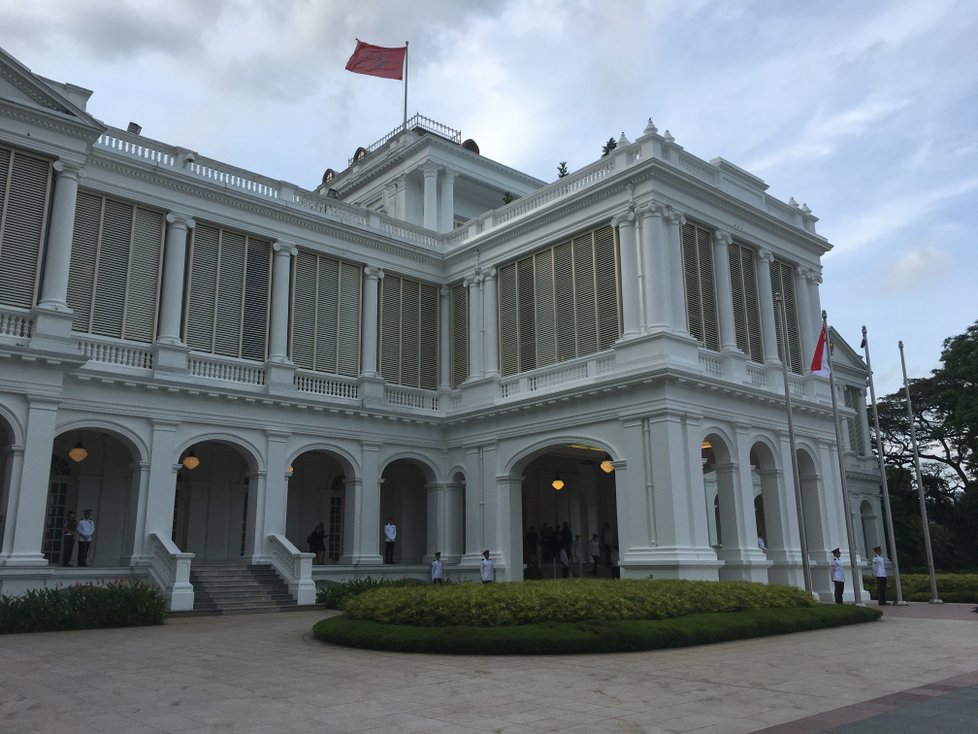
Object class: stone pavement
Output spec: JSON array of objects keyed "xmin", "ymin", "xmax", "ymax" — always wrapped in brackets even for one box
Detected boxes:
[{"xmin": 1, "ymin": 602, "xmax": 976, "ymax": 733}]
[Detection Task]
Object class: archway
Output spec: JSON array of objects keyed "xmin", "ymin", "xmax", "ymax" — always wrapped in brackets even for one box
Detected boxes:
[
  {"xmin": 751, "ymin": 440, "xmax": 794, "ymax": 586},
  {"xmin": 173, "ymin": 441, "xmax": 255, "ymax": 564},
  {"xmin": 519, "ymin": 444, "xmax": 617, "ymax": 580},
  {"xmin": 47, "ymin": 429, "xmax": 140, "ymax": 566},
  {"xmin": 0, "ymin": 415, "xmax": 13, "ymax": 551},
  {"xmin": 286, "ymin": 450, "xmax": 348, "ymax": 564},
  {"xmin": 380, "ymin": 459, "xmax": 433, "ymax": 564}
]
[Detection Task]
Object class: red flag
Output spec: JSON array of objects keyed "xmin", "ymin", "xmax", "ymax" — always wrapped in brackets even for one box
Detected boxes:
[
  {"xmin": 810, "ymin": 324, "xmax": 830, "ymax": 377},
  {"xmin": 345, "ymin": 40, "xmax": 406, "ymax": 80}
]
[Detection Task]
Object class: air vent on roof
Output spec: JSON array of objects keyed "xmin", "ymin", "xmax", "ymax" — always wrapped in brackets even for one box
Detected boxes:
[
  {"xmin": 353, "ymin": 146, "xmax": 368, "ymax": 162},
  {"xmin": 322, "ymin": 168, "xmax": 336, "ymax": 185},
  {"xmin": 462, "ymin": 138, "xmax": 480, "ymax": 154}
]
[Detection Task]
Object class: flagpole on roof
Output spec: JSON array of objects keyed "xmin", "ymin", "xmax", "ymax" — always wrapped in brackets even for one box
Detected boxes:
[
  {"xmin": 863, "ymin": 326, "xmax": 906, "ymax": 605},
  {"xmin": 898, "ymin": 340, "xmax": 942, "ymax": 604},
  {"xmin": 403, "ymin": 41, "xmax": 409, "ymax": 132},
  {"xmin": 774, "ymin": 292, "xmax": 813, "ymax": 595},
  {"xmin": 823, "ymin": 310, "xmax": 863, "ymax": 605}
]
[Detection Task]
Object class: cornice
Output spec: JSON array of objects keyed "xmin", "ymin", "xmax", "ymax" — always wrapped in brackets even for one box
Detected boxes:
[{"xmin": 0, "ymin": 99, "xmax": 105, "ymax": 144}]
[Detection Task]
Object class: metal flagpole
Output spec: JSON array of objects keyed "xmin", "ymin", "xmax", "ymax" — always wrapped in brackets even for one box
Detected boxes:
[
  {"xmin": 402, "ymin": 41, "xmax": 409, "ymax": 131},
  {"xmin": 774, "ymin": 292, "xmax": 813, "ymax": 595},
  {"xmin": 824, "ymin": 311, "xmax": 863, "ymax": 605},
  {"xmin": 898, "ymin": 340, "xmax": 942, "ymax": 604},
  {"xmin": 862, "ymin": 326, "xmax": 905, "ymax": 605}
]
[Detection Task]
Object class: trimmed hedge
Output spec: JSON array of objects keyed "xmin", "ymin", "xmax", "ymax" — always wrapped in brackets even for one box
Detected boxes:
[
  {"xmin": 0, "ymin": 581, "xmax": 166, "ymax": 634},
  {"xmin": 316, "ymin": 576, "xmax": 420, "ymax": 608},
  {"xmin": 341, "ymin": 578, "xmax": 816, "ymax": 627},
  {"xmin": 863, "ymin": 573, "xmax": 978, "ymax": 603},
  {"xmin": 314, "ymin": 605, "xmax": 880, "ymax": 655}
]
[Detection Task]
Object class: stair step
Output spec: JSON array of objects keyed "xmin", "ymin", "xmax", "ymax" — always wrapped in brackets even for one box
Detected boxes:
[{"xmin": 189, "ymin": 563, "xmax": 301, "ymax": 614}]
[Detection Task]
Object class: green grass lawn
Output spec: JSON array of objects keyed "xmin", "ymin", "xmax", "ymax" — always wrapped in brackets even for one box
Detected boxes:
[{"xmin": 312, "ymin": 578, "xmax": 881, "ymax": 655}]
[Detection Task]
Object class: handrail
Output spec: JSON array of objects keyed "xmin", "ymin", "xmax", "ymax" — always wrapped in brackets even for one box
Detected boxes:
[
  {"xmin": 267, "ymin": 533, "xmax": 316, "ymax": 604},
  {"xmin": 147, "ymin": 532, "xmax": 195, "ymax": 611}
]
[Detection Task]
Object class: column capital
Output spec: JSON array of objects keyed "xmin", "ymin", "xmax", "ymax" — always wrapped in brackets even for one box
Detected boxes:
[
  {"xmin": 440, "ymin": 285, "xmax": 451, "ymax": 297},
  {"xmin": 52, "ymin": 159, "xmax": 85, "ymax": 179},
  {"xmin": 481, "ymin": 267, "xmax": 497, "ymax": 282},
  {"xmin": 421, "ymin": 163, "xmax": 441, "ymax": 178},
  {"xmin": 464, "ymin": 273, "xmax": 482, "ymax": 288},
  {"xmin": 665, "ymin": 207, "xmax": 686, "ymax": 227},
  {"xmin": 441, "ymin": 167, "xmax": 459, "ymax": 182},
  {"xmin": 758, "ymin": 249, "xmax": 775, "ymax": 264},
  {"xmin": 272, "ymin": 241, "xmax": 298, "ymax": 257},
  {"xmin": 611, "ymin": 208, "xmax": 636, "ymax": 227},
  {"xmin": 637, "ymin": 200, "xmax": 667, "ymax": 220},
  {"xmin": 714, "ymin": 230, "xmax": 733, "ymax": 247},
  {"xmin": 165, "ymin": 212, "xmax": 196, "ymax": 229},
  {"xmin": 364, "ymin": 265, "xmax": 384, "ymax": 280}
]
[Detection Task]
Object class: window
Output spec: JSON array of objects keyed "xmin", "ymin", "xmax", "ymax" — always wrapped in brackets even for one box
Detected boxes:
[
  {"xmin": 769, "ymin": 257, "xmax": 802, "ymax": 373},
  {"xmin": 184, "ymin": 223, "xmax": 271, "ymax": 361},
  {"xmin": 0, "ymin": 145, "xmax": 52, "ymax": 309},
  {"xmin": 498, "ymin": 224, "xmax": 620, "ymax": 376},
  {"xmin": 450, "ymin": 282, "xmax": 467, "ymax": 387},
  {"xmin": 291, "ymin": 251, "xmax": 361, "ymax": 375},
  {"xmin": 844, "ymin": 386, "xmax": 867, "ymax": 455},
  {"xmin": 379, "ymin": 274, "xmax": 439, "ymax": 388},
  {"xmin": 67, "ymin": 192, "xmax": 164, "ymax": 341},
  {"xmin": 728, "ymin": 241, "xmax": 763, "ymax": 362},
  {"xmin": 681, "ymin": 222, "xmax": 719, "ymax": 351}
]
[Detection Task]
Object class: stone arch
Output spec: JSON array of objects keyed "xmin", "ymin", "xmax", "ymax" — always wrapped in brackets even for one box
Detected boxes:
[
  {"xmin": 796, "ymin": 446, "xmax": 826, "ymax": 553},
  {"xmin": 505, "ymin": 435, "xmax": 620, "ymax": 477},
  {"xmin": 0, "ymin": 412, "xmax": 19, "ymax": 553},
  {"xmin": 56, "ymin": 419, "xmax": 148, "ymax": 464},
  {"xmin": 380, "ymin": 457, "xmax": 435, "ymax": 564},
  {"xmin": 286, "ymin": 446, "xmax": 354, "ymax": 564}
]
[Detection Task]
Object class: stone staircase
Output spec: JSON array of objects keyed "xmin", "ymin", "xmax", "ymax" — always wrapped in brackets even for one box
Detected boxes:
[{"xmin": 187, "ymin": 564, "xmax": 299, "ymax": 614}]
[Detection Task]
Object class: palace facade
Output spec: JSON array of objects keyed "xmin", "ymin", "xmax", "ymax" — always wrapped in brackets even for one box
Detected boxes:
[{"xmin": 0, "ymin": 46, "xmax": 884, "ymax": 609}]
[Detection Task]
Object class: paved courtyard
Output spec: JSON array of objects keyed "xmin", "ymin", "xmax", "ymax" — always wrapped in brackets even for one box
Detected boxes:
[{"xmin": 1, "ymin": 603, "xmax": 976, "ymax": 733}]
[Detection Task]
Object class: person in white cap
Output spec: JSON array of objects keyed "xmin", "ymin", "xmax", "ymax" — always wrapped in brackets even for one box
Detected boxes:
[
  {"xmin": 480, "ymin": 549, "xmax": 494, "ymax": 583},
  {"xmin": 830, "ymin": 547, "xmax": 844, "ymax": 604},
  {"xmin": 872, "ymin": 545, "xmax": 888, "ymax": 605}
]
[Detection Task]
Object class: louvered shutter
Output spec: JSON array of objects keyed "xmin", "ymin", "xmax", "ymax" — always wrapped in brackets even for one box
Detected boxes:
[
  {"xmin": 315, "ymin": 257, "xmax": 339, "ymax": 373},
  {"xmin": 380, "ymin": 274, "xmax": 401, "ymax": 382},
  {"xmin": 185, "ymin": 223, "xmax": 220, "ymax": 351},
  {"xmin": 242, "ymin": 238, "xmax": 270, "ymax": 361},
  {"xmin": 291, "ymin": 251, "xmax": 317, "ymax": 370},
  {"xmin": 213, "ymin": 230, "xmax": 244, "ymax": 356},
  {"xmin": 517, "ymin": 258, "xmax": 536, "ymax": 372},
  {"xmin": 336, "ymin": 262, "xmax": 361, "ymax": 376},
  {"xmin": 573, "ymin": 234, "xmax": 597, "ymax": 355},
  {"xmin": 534, "ymin": 249, "xmax": 555, "ymax": 366},
  {"xmin": 91, "ymin": 199, "xmax": 133, "ymax": 337},
  {"xmin": 595, "ymin": 225, "xmax": 620, "ymax": 350},
  {"xmin": 681, "ymin": 223, "xmax": 702, "ymax": 343},
  {"xmin": 553, "ymin": 241, "xmax": 575, "ymax": 363},
  {"xmin": 125, "ymin": 207, "xmax": 164, "ymax": 342},
  {"xmin": 741, "ymin": 247, "xmax": 762, "ymax": 362},
  {"xmin": 0, "ymin": 149, "xmax": 51, "ymax": 308},
  {"xmin": 419, "ymin": 283, "xmax": 438, "ymax": 389},
  {"xmin": 452, "ymin": 281, "xmax": 469, "ymax": 385},
  {"xmin": 67, "ymin": 192, "xmax": 102, "ymax": 332},
  {"xmin": 401, "ymin": 280, "xmax": 420, "ymax": 386},
  {"xmin": 696, "ymin": 226, "xmax": 719, "ymax": 351},
  {"xmin": 770, "ymin": 258, "xmax": 801, "ymax": 373},
  {"xmin": 729, "ymin": 244, "xmax": 747, "ymax": 355}
]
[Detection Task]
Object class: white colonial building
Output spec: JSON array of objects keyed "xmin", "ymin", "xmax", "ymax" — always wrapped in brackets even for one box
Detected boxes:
[{"xmin": 0, "ymin": 47, "xmax": 884, "ymax": 610}]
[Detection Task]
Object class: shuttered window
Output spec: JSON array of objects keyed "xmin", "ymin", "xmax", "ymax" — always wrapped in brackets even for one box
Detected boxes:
[
  {"xmin": 290, "ymin": 251, "xmax": 361, "ymax": 375},
  {"xmin": 728, "ymin": 241, "xmax": 763, "ymax": 363},
  {"xmin": 184, "ymin": 223, "xmax": 271, "ymax": 360},
  {"xmin": 66, "ymin": 191, "xmax": 164, "ymax": 342},
  {"xmin": 844, "ymin": 386, "xmax": 867, "ymax": 455},
  {"xmin": 0, "ymin": 146, "xmax": 52, "ymax": 309},
  {"xmin": 770, "ymin": 257, "xmax": 802, "ymax": 374},
  {"xmin": 450, "ymin": 282, "xmax": 467, "ymax": 387},
  {"xmin": 497, "ymin": 224, "xmax": 620, "ymax": 376},
  {"xmin": 681, "ymin": 222, "xmax": 719, "ymax": 351},
  {"xmin": 379, "ymin": 274, "xmax": 439, "ymax": 388}
]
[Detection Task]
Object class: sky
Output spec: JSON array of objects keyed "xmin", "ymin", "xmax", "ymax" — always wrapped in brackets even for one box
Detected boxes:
[{"xmin": 2, "ymin": 0, "xmax": 975, "ymax": 395}]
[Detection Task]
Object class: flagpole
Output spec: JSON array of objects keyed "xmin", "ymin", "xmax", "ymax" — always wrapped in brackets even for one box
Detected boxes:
[
  {"xmin": 898, "ymin": 340, "xmax": 942, "ymax": 604},
  {"xmin": 774, "ymin": 292, "xmax": 813, "ymax": 595},
  {"xmin": 402, "ymin": 41, "xmax": 409, "ymax": 132},
  {"xmin": 823, "ymin": 311, "xmax": 863, "ymax": 605},
  {"xmin": 862, "ymin": 326, "xmax": 906, "ymax": 605}
]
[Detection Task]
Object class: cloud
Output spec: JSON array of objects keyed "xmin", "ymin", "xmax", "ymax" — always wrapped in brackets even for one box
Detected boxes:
[{"xmin": 878, "ymin": 246, "xmax": 953, "ymax": 294}]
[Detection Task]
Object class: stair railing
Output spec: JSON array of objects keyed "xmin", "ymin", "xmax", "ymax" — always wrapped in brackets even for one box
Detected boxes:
[
  {"xmin": 148, "ymin": 532, "xmax": 195, "ymax": 611},
  {"xmin": 267, "ymin": 533, "xmax": 316, "ymax": 604}
]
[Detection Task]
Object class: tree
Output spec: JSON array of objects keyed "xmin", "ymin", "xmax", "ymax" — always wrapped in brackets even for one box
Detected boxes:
[
  {"xmin": 502, "ymin": 191, "xmax": 514, "ymax": 204},
  {"xmin": 557, "ymin": 161, "xmax": 568, "ymax": 178},
  {"xmin": 601, "ymin": 137, "xmax": 617, "ymax": 157}
]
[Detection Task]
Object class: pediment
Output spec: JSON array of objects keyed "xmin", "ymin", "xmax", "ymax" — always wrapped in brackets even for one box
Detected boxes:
[
  {"xmin": 0, "ymin": 47, "xmax": 101, "ymax": 130},
  {"xmin": 828, "ymin": 327, "xmax": 865, "ymax": 374}
]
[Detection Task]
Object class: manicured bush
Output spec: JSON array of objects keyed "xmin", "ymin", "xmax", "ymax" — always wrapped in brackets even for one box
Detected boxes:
[
  {"xmin": 0, "ymin": 580, "xmax": 166, "ymax": 635},
  {"xmin": 341, "ymin": 578, "xmax": 816, "ymax": 627},
  {"xmin": 314, "ymin": 605, "xmax": 880, "ymax": 655},
  {"xmin": 316, "ymin": 576, "xmax": 420, "ymax": 609},
  {"xmin": 863, "ymin": 573, "xmax": 978, "ymax": 603}
]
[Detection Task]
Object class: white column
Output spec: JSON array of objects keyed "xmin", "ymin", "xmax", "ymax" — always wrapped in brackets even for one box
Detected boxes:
[
  {"xmin": 438, "ymin": 286, "xmax": 452, "ymax": 390},
  {"xmin": 444, "ymin": 479, "xmax": 464, "ymax": 563},
  {"xmin": 807, "ymin": 270, "xmax": 823, "ymax": 333},
  {"xmin": 464, "ymin": 273, "xmax": 483, "ymax": 379},
  {"xmin": 756, "ymin": 250, "xmax": 781, "ymax": 365},
  {"xmin": 250, "ymin": 431, "xmax": 290, "ymax": 562},
  {"xmin": 613, "ymin": 209, "xmax": 641, "ymax": 338},
  {"xmin": 142, "ymin": 421, "xmax": 180, "ymax": 542},
  {"xmin": 439, "ymin": 168, "xmax": 457, "ymax": 232},
  {"xmin": 638, "ymin": 202, "xmax": 669, "ymax": 332},
  {"xmin": 127, "ymin": 461, "xmax": 151, "ymax": 563},
  {"xmin": 482, "ymin": 268, "xmax": 499, "ymax": 377},
  {"xmin": 383, "ymin": 183, "xmax": 396, "ymax": 218},
  {"xmin": 713, "ymin": 230, "xmax": 738, "ymax": 352},
  {"xmin": 1, "ymin": 398, "xmax": 58, "ymax": 565},
  {"xmin": 37, "ymin": 161, "xmax": 83, "ymax": 312},
  {"xmin": 157, "ymin": 214, "xmax": 195, "ymax": 344},
  {"xmin": 344, "ymin": 443, "xmax": 382, "ymax": 564},
  {"xmin": 360, "ymin": 266, "xmax": 383, "ymax": 378},
  {"xmin": 665, "ymin": 209, "xmax": 688, "ymax": 335},
  {"xmin": 422, "ymin": 164, "xmax": 440, "ymax": 230},
  {"xmin": 795, "ymin": 266, "xmax": 815, "ymax": 362},
  {"xmin": 0, "ymin": 446, "xmax": 24, "ymax": 557},
  {"xmin": 268, "ymin": 242, "xmax": 297, "ymax": 363}
]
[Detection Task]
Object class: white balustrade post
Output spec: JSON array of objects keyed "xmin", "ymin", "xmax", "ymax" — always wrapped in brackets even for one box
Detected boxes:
[
  {"xmin": 158, "ymin": 214, "xmax": 195, "ymax": 345},
  {"xmin": 613, "ymin": 209, "xmax": 641, "ymax": 338},
  {"xmin": 482, "ymin": 268, "xmax": 499, "ymax": 377},
  {"xmin": 360, "ymin": 266, "xmax": 383, "ymax": 378}
]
